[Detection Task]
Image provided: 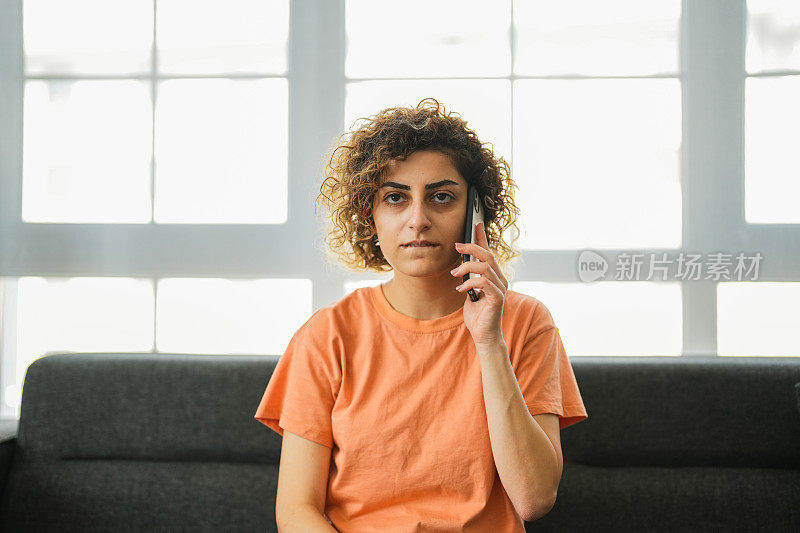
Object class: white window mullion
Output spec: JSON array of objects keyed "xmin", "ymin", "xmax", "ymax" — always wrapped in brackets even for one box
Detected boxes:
[
  {"xmin": 288, "ymin": 0, "xmax": 348, "ymax": 309},
  {"xmin": 0, "ymin": 0, "xmax": 24, "ymax": 275},
  {"xmin": 150, "ymin": 0, "xmax": 158, "ymax": 223},
  {"xmin": 680, "ymin": 0, "xmax": 747, "ymax": 356}
]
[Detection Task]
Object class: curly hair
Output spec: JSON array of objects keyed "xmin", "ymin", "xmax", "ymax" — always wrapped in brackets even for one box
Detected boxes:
[{"xmin": 315, "ymin": 97, "xmax": 522, "ymax": 280}]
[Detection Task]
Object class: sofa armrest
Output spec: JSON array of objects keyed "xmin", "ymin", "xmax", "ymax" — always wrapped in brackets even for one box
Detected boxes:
[{"xmin": 0, "ymin": 420, "xmax": 18, "ymax": 494}]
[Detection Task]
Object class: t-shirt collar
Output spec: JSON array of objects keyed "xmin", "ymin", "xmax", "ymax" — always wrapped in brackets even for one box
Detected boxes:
[{"xmin": 369, "ymin": 283, "xmax": 465, "ymax": 333}]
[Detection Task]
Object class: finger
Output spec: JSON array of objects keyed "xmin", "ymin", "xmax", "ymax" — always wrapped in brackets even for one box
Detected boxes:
[
  {"xmin": 456, "ymin": 224, "xmax": 509, "ymax": 289},
  {"xmin": 475, "ymin": 220, "xmax": 489, "ymax": 248},
  {"xmin": 455, "ymin": 240, "xmax": 504, "ymax": 285},
  {"xmin": 453, "ymin": 260, "xmax": 506, "ymax": 294},
  {"xmin": 457, "ymin": 273, "xmax": 503, "ymax": 298},
  {"xmin": 455, "ymin": 241, "xmax": 489, "ymax": 260},
  {"xmin": 477, "ymin": 221, "xmax": 506, "ymax": 284}
]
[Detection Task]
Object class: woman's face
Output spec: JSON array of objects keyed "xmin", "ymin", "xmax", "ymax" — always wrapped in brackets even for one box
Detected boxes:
[{"xmin": 372, "ymin": 150, "xmax": 467, "ymax": 277}]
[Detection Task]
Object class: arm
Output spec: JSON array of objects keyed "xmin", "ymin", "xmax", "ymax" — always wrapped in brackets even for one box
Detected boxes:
[
  {"xmin": 453, "ymin": 225, "xmax": 563, "ymax": 521},
  {"xmin": 275, "ymin": 430, "xmax": 338, "ymax": 532},
  {"xmin": 477, "ymin": 340, "xmax": 563, "ymax": 522},
  {"xmin": 277, "ymin": 506, "xmax": 337, "ymax": 532}
]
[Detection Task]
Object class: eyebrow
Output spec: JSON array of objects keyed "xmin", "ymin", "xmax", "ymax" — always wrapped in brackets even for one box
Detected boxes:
[{"xmin": 378, "ymin": 179, "xmax": 460, "ymax": 191}]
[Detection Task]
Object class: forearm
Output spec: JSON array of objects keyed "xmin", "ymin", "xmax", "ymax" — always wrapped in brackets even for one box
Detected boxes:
[
  {"xmin": 277, "ymin": 505, "xmax": 338, "ymax": 533},
  {"xmin": 476, "ymin": 340, "xmax": 560, "ymax": 520}
]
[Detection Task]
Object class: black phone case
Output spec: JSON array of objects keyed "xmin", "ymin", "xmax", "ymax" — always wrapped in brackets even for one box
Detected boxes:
[{"xmin": 462, "ymin": 183, "xmax": 485, "ymax": 302}]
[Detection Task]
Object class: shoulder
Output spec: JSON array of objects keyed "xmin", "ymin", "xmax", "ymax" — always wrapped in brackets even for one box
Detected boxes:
[
  {"xmin": 294, "ymin": 285, "xmax": 373, "ymax": 338},
  {"xmin": 282, "ymin": 289, "xmax": 372, "ymax": 373},
  {"xmin": 505, "ymin": 289, "xmax": 558, "ymax": 337}
]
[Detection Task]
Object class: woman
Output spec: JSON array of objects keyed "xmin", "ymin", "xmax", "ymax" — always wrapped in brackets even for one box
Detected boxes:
[{"xmin": 254, "ymin": 98, "xmax": 588, "ymax": 532}]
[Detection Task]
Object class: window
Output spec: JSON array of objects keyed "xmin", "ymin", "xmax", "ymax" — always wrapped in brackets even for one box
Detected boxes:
[
  {"xmin": 1, "ymin": 1, "xmax": 798, "ymax": 419},
  {"xmin": 745, "ymin": 0, "xmax": 800, "ymax": 223},
  {"xmin": 21, "ymin": 0, "xmax": 289, "ymax": 224}
]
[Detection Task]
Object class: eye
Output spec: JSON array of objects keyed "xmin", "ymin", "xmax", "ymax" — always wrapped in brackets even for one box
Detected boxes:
[
  {"xmin": 383, "ymin": 192, "xmax": 455, "ymax": 206},
  {"xmin": 433, "ymin": 192, "xmax": 455, "ymax": 204},
  {"xmin": 385, "ymin": 193, "xmax": 403, "ymax": 205}
]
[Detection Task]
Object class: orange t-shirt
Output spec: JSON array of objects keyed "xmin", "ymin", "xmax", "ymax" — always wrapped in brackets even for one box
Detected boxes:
[{"xmin": 254, "ymin": 284, "xmax": 587, "ymax": 532}]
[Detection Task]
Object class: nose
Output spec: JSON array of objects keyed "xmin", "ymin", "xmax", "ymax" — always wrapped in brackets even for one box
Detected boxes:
[{"xmin": 407, "ymin": 197, "xmax": 432, "ymax": 232}]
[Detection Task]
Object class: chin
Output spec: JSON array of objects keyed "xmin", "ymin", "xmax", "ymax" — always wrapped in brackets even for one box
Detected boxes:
[{"xmin": 391, "ymin": 261, "xmax": 451, "ymax": 278}]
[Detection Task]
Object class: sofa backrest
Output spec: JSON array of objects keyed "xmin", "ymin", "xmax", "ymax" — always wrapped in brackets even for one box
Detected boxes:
[
  {"xmin": 565, "ymin": 355, "xmax": 800, "ymax": 468},
  {"xmin": 0, "ymin": 352, "xmax": 282, "ymax": 532},
  {"xmin": 10, "ymin": 353, "xmax": 280, "ymax": 463}
]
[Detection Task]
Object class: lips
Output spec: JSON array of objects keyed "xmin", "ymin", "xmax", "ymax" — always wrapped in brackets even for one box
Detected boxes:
[
  {"xmin": 402, "ymin": 240, "xmax": 438, "ymax": 246},
  {"xmin": 402, "ymin": 243, "xmax": 438, "ymax": 247}
]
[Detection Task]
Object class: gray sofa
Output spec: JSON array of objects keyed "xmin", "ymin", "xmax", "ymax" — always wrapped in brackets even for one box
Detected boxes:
[{"xmin": 0, "ymin": 353, "xmax": 798, "ymax": 532}]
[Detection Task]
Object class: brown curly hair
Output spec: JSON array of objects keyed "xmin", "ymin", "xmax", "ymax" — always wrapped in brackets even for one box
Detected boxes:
[{"xmin": 315, "ymin": 97, "xmax": 522, "ymax": 280}]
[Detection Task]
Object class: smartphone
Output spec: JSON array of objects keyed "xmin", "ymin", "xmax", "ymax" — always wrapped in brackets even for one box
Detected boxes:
[{"xmin": 462, "ymin": 182, "xmax": 485, "ymax": 302}]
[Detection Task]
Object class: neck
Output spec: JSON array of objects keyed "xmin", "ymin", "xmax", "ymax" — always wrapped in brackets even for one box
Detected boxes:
[{"xmin": 381, "ymin": 267, "xmax": 468, "ymax": 321}]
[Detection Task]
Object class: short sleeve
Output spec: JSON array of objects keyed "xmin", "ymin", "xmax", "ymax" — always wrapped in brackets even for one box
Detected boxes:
[
  {"xmin": 513, "ymin": 312, "xmax": 588, "ymax": 430},
  {"xmin": 253, "ymin": 315, "xmax": 342, "ymax": 448}
]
